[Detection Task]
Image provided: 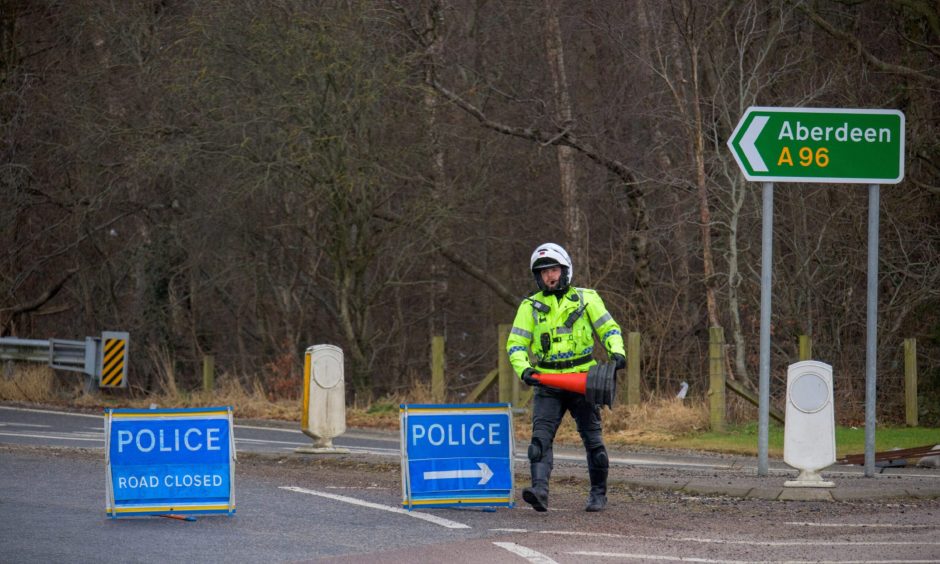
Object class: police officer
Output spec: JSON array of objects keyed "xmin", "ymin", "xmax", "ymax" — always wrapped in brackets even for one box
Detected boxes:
[{"xmin": 506, "ymin": 243, "xmax": 625, "ymax": 512}]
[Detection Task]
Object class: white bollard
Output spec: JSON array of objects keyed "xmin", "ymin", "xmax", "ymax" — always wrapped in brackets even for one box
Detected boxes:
[
  {"xmin": 784, "ymin": 360, "xmax": 836, "ymax": 488},
  {"xmin": 296, "ymin": 345, "xmax": 350, "ymax": 454}
]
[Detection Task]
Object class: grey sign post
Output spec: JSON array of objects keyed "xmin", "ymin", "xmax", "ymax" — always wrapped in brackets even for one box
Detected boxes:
[{"xmin": 728, "ymin": 107, "xmax": 905, "ymax": 477}]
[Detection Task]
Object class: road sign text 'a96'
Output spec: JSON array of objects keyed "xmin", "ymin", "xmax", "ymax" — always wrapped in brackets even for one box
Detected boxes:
[
  {"xmin": 727, "ymin": 107, "xmax": 904, "ymax": 184},
  {"xmin": 400, "ymin": 403, "xmax": 514, "ymax": 509}
]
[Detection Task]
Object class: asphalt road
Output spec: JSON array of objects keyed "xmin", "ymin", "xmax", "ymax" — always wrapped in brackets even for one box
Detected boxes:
[
  {"xmin": 0, "ymin": 404, "xmax": 800, "ymax": 472},
  {"xmin": 1, "ymin": 405, "xmax": 939, "ymax": 563}
]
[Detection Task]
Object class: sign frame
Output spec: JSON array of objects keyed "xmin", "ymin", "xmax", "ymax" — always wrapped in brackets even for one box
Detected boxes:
[
  {"xmin": 105, "ymin": 406, "xmax": 236, "ymax": 518},
  {"xmin": 727, "ymin": 105, "xmax": 904, "ymax": 477},
  {"xmin": 727, "ymin": 106, "xmax": 905, "ymax": 184},
  {"xmin": 400, "ymin": 403, "xmax": 514, "ymax": 510}
]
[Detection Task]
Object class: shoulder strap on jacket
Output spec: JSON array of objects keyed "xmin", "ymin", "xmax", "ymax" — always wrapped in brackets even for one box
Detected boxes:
[
  {"xmin": 563, "ymin": 289, "xmax": 588, "ymax": 329},
  {"xmin": 524, "ymin": 294, "xmax": 550, "ymax": 314}
]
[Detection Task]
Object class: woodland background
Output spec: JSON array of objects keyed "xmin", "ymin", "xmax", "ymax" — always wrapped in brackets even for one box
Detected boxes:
[{"xmin": 2, "ymin": 0, "xmax": 938, "ymax": 424}]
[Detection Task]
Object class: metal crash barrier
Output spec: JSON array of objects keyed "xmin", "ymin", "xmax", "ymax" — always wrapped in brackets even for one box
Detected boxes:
[{"xmin": 0, "ymin": 331, "xmax": 129, "ymax": 390}]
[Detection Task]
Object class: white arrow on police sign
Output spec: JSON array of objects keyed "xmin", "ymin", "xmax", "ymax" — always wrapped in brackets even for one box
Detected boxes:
[{"xmin": 424, "ymin": 462, "xmax": 494, "ymax": 485}]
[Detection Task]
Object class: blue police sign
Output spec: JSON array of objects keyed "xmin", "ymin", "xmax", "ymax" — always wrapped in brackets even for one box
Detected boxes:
[
  {"xmin": 105, "ymin": 407, "xmax": 235, "ymax": 518},
  {"xmin": 400, "ymin": 403, "xmax": 514, "ymax": 509}
]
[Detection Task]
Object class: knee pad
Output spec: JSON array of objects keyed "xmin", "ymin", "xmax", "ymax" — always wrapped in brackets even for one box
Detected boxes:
[
  {"xmin": 528, "ymin": 438, "xmax": 545, "ymax": 463},
  {"xmin": 588, "ymin": 446, "xmax": 609, "ymax": 469}
]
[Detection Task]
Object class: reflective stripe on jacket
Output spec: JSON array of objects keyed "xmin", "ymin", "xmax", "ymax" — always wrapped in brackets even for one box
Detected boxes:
[{"xmin": 505, "ymin": 286, "xmax": 625, "ymax": 378}]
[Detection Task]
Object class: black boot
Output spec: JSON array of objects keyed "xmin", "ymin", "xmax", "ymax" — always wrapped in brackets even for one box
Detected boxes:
[
  {"xmin": 585, "ymin": 467, "xmax": 608, "ymax": 512},
  {"xmin": 522, "ymin": 462, "xmax": 551, "ymax": 512}
]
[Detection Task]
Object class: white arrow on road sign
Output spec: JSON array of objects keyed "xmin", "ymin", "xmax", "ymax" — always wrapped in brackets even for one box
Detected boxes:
[
  {"xmin": 741, "ymin": 115, "xmax": 769, "ymax": 172},
  {"xmin": 423, "ymin": 462, "xmax": 494, "ymax": 485}
]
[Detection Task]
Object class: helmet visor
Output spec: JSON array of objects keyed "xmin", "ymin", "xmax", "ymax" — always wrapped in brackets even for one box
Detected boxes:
[{"xmin": 532, "ymin": 257, "xmax": 561, "ymax": 271}]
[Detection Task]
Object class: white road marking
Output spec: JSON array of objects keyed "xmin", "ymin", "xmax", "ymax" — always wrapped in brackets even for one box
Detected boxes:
[
  {"xmin": 491, "ymin": 528, "xmax": 529, "ymax": 533},
  {"xmin": 569, "ymin": 553, "xmax": 743, "ymax": 563},
  {"xmin": 604, "ymin": 455, "xmax": 729, "ymax": 469},
  {"xmin": 234, "ymin": 424, "xmax": 304, "ymax": 433},
  {"xmin": 0, "ymin": 405, "xmax": 101, "ymax": 418},
  {"xmin": 569, "ymin": 553, "xmax": 940, "ymax": 564},
  {"xmin": 235, "ymin": 437, "xmax": 308, "ymax": 446},
  {"xmin": 541, "ymin": 531, "xmax": 620, "ymax": 538},
  {"xmin": 278, "ymin": 445, "xmax": 399, "ymax": 457},
  {"xmin": 784, "ymin": 521, "xmax": 934, "ymax": 528},
  {"xmin": 665, "ymin": 537, "xmax": 940, "ymax": 547},
  {"xmin": 279, "ymin": 486, "xmax": 470, "ymax": 529},
  {"xmin": 0, "ymin": 422, "xmax": 50, "ymax": 428},
  {"xmin": 0, "ymin": 431, "xmax": 102, "ymax": 442},
  {"xmin": 540, "ymin": 530, "xmax": 940, "ymax": 546},
  {"xmin": 493, "ymin": 542, "xmax": 558, "ymax": 564},
  {"xmin": 349, "ymin": 448, "xmax": 401, "ymax": 457},
  {"xmin": 325, "ymin": 485, "xmax": 389, "ymax": 490}
]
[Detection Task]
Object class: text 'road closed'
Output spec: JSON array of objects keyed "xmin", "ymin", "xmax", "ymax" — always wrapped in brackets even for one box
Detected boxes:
[{"xmin": 116, "ymin": 473, "xmax": 225, "ymax": 490}]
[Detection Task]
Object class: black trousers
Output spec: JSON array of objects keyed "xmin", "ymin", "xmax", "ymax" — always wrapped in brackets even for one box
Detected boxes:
[{"xmin": 529, "ymin": 384, "xmax": 605, "ymax": 468}]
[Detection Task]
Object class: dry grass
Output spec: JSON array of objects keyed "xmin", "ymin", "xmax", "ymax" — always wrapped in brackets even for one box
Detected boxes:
[
  {"xmin": 71, "ymin": 375, "xmax": 302, "ymax": 421},
  {"xmin": 0, "ymin": 365, "xmax": 58, "ymax": 402},
  {"xmin": 347, "ymin": 378, "xmax": 438, "ymax": 429},
  {"xmin": 0, "ymin": 364, "xmax": 299, "ymax": 421},
  {"xmin": 607, "ymin": 396, "xmax": 709, "ymax": 446},
  {"xmin": 543, "ymin": 395, "xmax": 710, "ymax": 448}
]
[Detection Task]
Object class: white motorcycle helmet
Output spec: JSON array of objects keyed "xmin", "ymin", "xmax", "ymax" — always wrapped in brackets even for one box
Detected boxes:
[{"xmin": 530, "ymin": 243, "xmax": 573, "ymax": 292}]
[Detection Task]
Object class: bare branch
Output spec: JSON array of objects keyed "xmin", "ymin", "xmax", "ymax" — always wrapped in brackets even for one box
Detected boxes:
[
  {"xmin": 373, "ymin": 209, "xmax": 520, "ymax": 308},
  {"xmin": 430, "ymin": 79, "xmax": 642, "ymax": 194},
  {"xmin": 1, "ymin": 267, "xmax": 79, "ymax": 334},
  {"xmin": 799, "ymin": 4, "xmax": 940, "ymax": 86}
]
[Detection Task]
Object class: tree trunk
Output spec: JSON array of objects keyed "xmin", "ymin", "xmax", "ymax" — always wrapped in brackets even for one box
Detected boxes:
[
  {"xmin": 543, "ymin": 0, "xmax": 586, "ymax": 278},
  {"xmin": 687, "ymin": 42, "xmax": 719, "ymax": 330},
  {"xmin": 424, "ymin": 1, "xmax": 448, "ymax": 338}
]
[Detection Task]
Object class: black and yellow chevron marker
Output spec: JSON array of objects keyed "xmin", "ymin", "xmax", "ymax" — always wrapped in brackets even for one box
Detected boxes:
[{"xmin": 100, "ymin": 337, "xmax": 127, "ymax": 387}]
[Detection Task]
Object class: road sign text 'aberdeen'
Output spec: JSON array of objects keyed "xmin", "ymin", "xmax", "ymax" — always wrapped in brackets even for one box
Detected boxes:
[{"xmin": 727, "ymin": 107, "xmax": 904, "ymax": 184}]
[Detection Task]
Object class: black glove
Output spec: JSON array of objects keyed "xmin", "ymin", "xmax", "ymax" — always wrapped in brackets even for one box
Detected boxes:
[
  {"xmin": 521, "ymin": 367, "xmax": 541, "ymax": 387},
  {"xmin": 611, "ymin": 353, "xmax": 626, "ymax": 371}
]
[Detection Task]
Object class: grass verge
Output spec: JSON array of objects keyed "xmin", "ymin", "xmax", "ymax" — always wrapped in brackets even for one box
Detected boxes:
[{"xmin": 615, "ymin": 422, "xmax": 939, "ymax": 458}]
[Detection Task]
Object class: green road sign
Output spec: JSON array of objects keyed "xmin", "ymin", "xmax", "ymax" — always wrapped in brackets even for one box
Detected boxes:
[{"xmin": 727, "ymin": 107, "xmax": 904, "ymax": 184}]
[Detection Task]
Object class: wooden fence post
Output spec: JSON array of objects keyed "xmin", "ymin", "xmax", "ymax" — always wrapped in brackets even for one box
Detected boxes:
[
  {"xmin": 799, "ymin": 335, "xmax": 812, "ymax": 361},
  {"xmin": 708, "ymin": 327, "xmax": 726, "ymax": 432},
  {"xmin": 431, "ymin": 336, "xmax": 445, "ymax": 402},
  {"xmin": 904, "ymin": 338, "xmax": 918, "ymax": 427},
  {"xmin": 497, "ymin": 324, "xmax": 512, "ymax": 404},
  {"xmin": 202, "ymin": 355, "xmax": 215, "ymax": 393},
  {"xmin": 466, "ymin": 368, "xmax": 497, "ymax": 403},
  {"xmin": 625, "ymin": 332, "xmax": 641, "ymax": 406}
]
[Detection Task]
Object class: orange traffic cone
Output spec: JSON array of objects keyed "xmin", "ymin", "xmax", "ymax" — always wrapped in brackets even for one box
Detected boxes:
[
  {"xmin": 532, "ymin": 372, "xmax": 588, "ymax": 394},
  {"xmin": 532, "ymin": 363, "xmax": 618, "ymax": 408}
]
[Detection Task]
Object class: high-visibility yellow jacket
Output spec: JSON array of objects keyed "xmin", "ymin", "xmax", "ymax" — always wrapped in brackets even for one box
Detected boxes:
[{"xmin": 506, "ymin": 286, "xmax": 625, "ymax": 377}]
